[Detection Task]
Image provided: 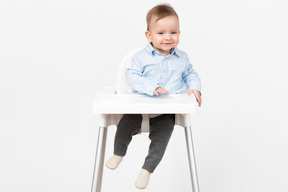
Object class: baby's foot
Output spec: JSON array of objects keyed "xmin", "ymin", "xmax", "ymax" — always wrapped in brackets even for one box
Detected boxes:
[
  {"xmin": 105, "ymin": 155, "xmax": 123, "ymax": 170},
  {"xmin": 135, "ymin": 169, "xmax": 151, "ymax": 189}
]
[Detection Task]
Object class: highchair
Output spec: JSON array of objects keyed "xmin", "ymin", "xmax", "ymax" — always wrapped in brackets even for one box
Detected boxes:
[{"xmin": 91, "ymin": 48, "xmax": 201, "ymax": 192}]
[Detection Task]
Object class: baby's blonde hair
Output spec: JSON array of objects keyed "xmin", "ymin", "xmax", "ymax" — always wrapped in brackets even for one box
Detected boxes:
[{"xmin": 146, "ymin": 3, "xmax": 179, "ymax": 31}]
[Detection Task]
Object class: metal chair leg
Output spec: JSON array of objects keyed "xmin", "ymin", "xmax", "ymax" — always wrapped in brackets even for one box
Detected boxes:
[
  {"xmin": 184, "ymin": 126, "xmax": 200, "ymax": 192},
  {"xmin": 91, "ymin": 127, "xmax": 108, "ymax": 192}
]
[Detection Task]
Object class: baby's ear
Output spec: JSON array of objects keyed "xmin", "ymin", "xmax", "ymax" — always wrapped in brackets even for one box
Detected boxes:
[{"xmin": 145, "ymin": 31, "xmax": 152, "ymax": 42}]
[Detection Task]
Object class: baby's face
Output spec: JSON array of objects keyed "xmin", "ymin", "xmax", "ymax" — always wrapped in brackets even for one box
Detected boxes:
[{"xmin": 145, "ymin": 15, "xmax": 180, "ymax": 56}]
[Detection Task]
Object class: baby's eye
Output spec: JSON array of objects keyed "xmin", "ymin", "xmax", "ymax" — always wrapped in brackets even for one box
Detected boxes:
[
  {"xmin": 171, "ymin": 32, "xmax": 177, "ymax": 34},
  {"xmin": 158, "ymin": 32, "xmax": 164, "ymax": 35}
]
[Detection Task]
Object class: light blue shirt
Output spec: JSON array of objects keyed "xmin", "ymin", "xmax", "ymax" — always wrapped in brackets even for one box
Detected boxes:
[{"xmin": 126, "ymin": 43, "xmax": 201, "ymax": 96}]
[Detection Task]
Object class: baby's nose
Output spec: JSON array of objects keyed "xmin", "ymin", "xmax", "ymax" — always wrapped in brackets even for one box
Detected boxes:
[{"xmin": 165, "ymin": 34, "xmax": 172, "ymax": 39}]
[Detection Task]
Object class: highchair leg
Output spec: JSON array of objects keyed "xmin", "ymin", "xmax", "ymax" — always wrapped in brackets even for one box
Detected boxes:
[
  {"xmin": 184, "ymin": 126, "xmax": 200, "ymax": 192},
  {"xmin": 91, "ymin": 127, "xmax": 108, "ymax": 192}
]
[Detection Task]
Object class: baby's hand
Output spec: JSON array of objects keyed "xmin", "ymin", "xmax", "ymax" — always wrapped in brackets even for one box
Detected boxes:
[
  {"xmin": 187, "ymin": 89, "xmax": 202, "ymax": 107},
  {"xmin": 154, "ymin": 87, "xmax": 169, "ymax": 96}
]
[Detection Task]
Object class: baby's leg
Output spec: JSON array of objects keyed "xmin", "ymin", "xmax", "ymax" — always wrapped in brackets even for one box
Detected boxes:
[
  {"xmin": 105, "ymin": 114, "xmax": 142, "ymax": 170},
  {"xmin": 135, "ymin": 114, "xmax": 175, "ymax": 188}
]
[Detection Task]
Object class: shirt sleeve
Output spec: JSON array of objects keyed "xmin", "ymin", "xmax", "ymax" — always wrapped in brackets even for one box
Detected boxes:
[
  {"xmin": 182, "ymin": 54, "xmax": 202, "ymax": 92},
  {"xmin": 125, "ymin": 55, "xmax": 159, "ymax": 96}
]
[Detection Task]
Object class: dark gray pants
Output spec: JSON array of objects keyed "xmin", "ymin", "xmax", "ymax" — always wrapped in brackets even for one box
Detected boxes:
[{"xmin": 114, "ymin": 114, "xmax": 175, "ymax": 173}]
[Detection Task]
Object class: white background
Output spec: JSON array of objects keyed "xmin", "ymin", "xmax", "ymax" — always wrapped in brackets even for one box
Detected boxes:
[{"xmin": 1, "ymin": 0, "xmax": 288, "ymax": 192}]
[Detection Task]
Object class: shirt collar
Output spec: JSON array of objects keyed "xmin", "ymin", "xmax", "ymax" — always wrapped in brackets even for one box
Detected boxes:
[{"xmin": 146, "ymin": 43, "xmax": 180, "ymax": 57}]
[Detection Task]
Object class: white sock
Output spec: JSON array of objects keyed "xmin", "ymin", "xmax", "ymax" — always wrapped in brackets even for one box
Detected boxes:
[
  {"xmin": 135, "ymin": 169, "xmax": 151, "ymax": 189},
  {"xmin": 105, "ymin": 155, "xmax": 123, "ymax": 170}
]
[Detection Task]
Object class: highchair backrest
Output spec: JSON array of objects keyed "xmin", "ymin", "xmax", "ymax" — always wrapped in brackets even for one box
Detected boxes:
[{"xmin": 114, "ymin": 47, "xmax": 144, "ymax": 94}]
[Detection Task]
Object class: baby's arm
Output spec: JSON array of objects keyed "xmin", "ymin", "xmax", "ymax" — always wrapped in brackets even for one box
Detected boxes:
[
  {"xmin": 187, "ymin": 89, "xmax": 202, "ymax": 107},
  {"xmin": 126, "ymin": 56, "xmax": 159, "ymax": 96}
]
